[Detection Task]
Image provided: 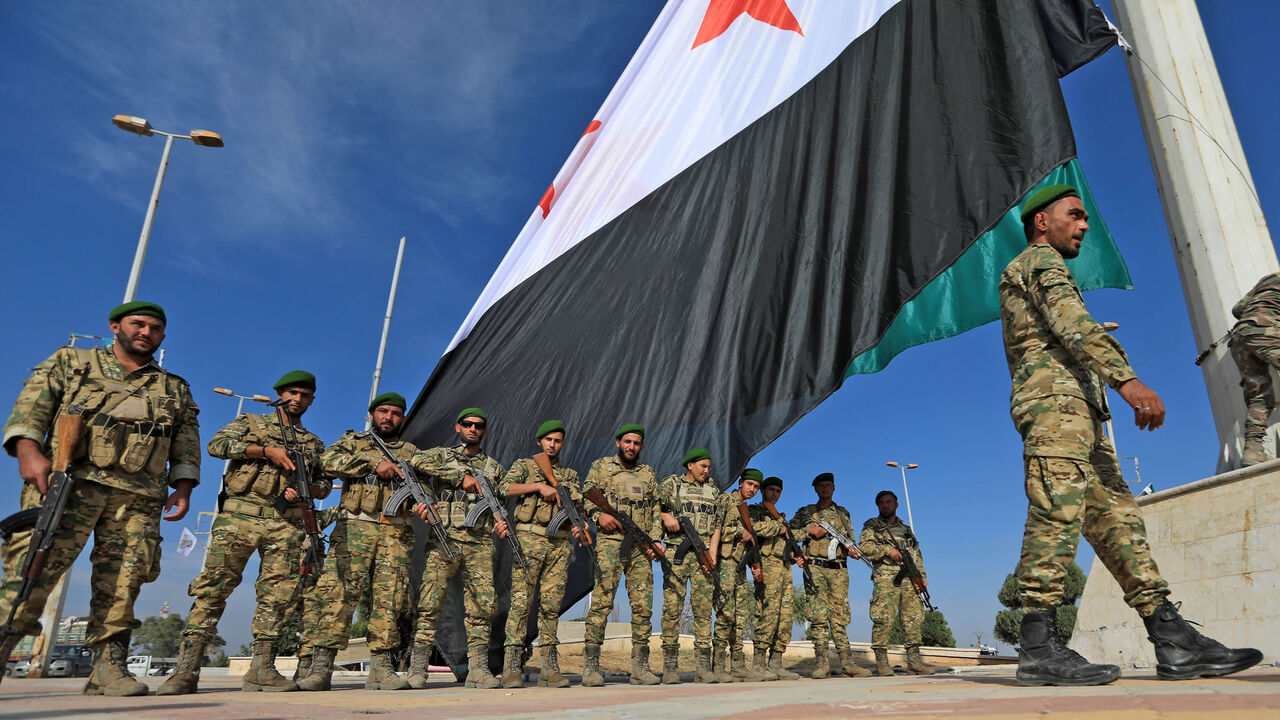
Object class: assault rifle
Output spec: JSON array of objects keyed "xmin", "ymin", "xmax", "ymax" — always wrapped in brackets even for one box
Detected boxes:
[
  {"xmin": 271, "ymin": 400, "xmax": 326, "ymax": 593},
  {"xmin": 816, "ymin": 519, "xmax": 874, "ymax": 570},
  {"xmin": 532, "ymin": 452, "xmax": 598, "ymax": 579},
  {"xmin": 663, "ymin": 508, "xmax": 721, "ymax": 605},
  {"xmin": 362, "ymin": 431, "xmax": 459, "ymax": 560},
  {"xmin": 464, "ymin": 471, "xmax": 530, "ymax": 577},
  {"xmin": 760, "ymin": 502, "xmax": 813, "ymax": 589},
  {"xmin": 1, "ymin": 406, "xmax": 85, "ymax": 638},
  {"xmin": 877, "ymin": 519, "xmax": 936, "ymax": 612},
  {"xmin": 735, "ymin": 501, "xmax": 762, "ymax": 579},
  {"xmin": 582, "ymin": 488, "xmax": 676, "ymax": 583}
]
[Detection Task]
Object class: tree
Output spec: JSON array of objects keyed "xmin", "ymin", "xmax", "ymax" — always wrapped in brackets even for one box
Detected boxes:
[
  {"xmin": 206, "ymin": 652, "xmax": 230, "ymax": 667},
  {"xmin": 887, "ymin": 610, "xmax": 956, "ymax": 647},
  {"xmin": 349, "ymin": 587, "xmax": 373, "ymax": 639},
  {"xmin": 993, "ymin": 563, "xmax": 1086, "ymax": 646},
  {"xmin": 131, "ymin": 614, "xmax": 226, "ymax": 664}
]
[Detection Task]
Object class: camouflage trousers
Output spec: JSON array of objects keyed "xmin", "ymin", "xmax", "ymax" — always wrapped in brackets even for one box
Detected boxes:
[
  {"xmin": 414, "ymin": 534, "xmax": 494, "ymax": 651},
  {"xmin": 869, "ymin": 570, "xmax": 922, "ymax": 647},
  {"xmin": 1014, "ymin": 395, "xmax": 1169, "ymax": 614},
  {"xmin": 713, "ymin": 545, "xmax": 749, "ymax": 655},
  {"xmin": 806, "ymin": 563, "xmax": 851, "ymax": 652},
  {"xmin": 584, "ymin": 535, "xmax": 653, "ymax": 646},
  {"xmin": 1229, "ymin": 329, "xmax": 1280, "ymax": 441},
  {"xmin": 182, "ymin": 505, "xmax": 303, "ymax": 642},
  {"xmin": 0, "ymin": 479, "xmax": 161, "ymax": 645},
  {"xmin": 660, "ymin": 548, "xmax": 715, "ymax": 651},
  {"xmin": 301, "ymin": 517, "xmax": 413, "ymax": 653},
  {"xmin": 752, "ymin": 557, "xmax": 793, "ymax": 653},
  {"xmin": 505, "ymin": 530, "xmax": 570, "ymax": 648}
]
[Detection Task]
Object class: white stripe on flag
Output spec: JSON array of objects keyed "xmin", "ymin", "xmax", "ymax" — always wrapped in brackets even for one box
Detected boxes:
[{"xmin": 176, "ymin": 527, "xmax": 198, "ymax": 556}]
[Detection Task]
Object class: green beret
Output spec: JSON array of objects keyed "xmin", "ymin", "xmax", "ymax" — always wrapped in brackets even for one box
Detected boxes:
[
  {"xmin": 109, "ymin": 301, "xmax": 166, "ymax": 324},
  {"xmin": 762, "ymin": 476, "xmax": 783, "ymax": 490},
  {"xmin": 741, "ymin": 468, "xmax": 764, "ymax": 483},
  {"xmin": 273, "ymin": 370, "xmax": 316, "ymax": 391},
  {"xmin": 368, "ymin": 392, "xmax": 406, "ymax": 413},
  {"xmin": 1020, "ymin": 184, "xmax": 1080, "ymax": 222},
  {"xmin": 615, "ymin": 423, "xmax": 645, "ymax": 440},
  {"xmin": 456, "ymin": 407, "xmax": 487, "ymax": 424},
  {"xmin": 536, "ymin": 420, "xmax": 565, "ymax": 439},
  {"xmin": 812, "ymin": 472, "xmax": 835, "ymax": 486},
  {"xmin": 683, "ymin": 447, "xmax": 710, "ymax": 465}
]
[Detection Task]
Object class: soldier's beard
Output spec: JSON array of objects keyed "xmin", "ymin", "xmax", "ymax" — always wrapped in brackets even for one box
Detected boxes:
[
  {"xmin": 879, "ymin": 510, "xmax": 895, "ymax": 520},
  {"xmin": 374, "ymin": 425, "xmax": 399, "ymax": 439}
]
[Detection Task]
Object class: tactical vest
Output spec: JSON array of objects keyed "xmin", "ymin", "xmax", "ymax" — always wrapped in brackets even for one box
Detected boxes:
[
  {"xmin": 338, "ymin": 437, "xmax": 412, "ymax": 517},
  {"xmin": 222, "ymin": 414, "xmax": 318, "ymax": 502},
  {"xmin": 803, "ymin": 505, "xmax": 854, "ymax": 560},
  {"xmin": 604, "ymin": 465, "xmax": 657, "ymax": 533},
  {"xmin": 512, "ymin": 458, "xmax": 563, "ymax": 527},
  {"xmin": 433, "ymin": 448, "xmax": 502, "ymax": 530},
  {"xmin": 668, "ymin": 479, "xmax": 719, "ymax": 541},
  {"xmin": 68, "ymin": 348, "xmax": 182, "ymax": 477}
]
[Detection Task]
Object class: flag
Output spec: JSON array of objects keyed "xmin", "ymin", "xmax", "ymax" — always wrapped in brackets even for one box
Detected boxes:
[
  {"xmin": 1139, "ymin": 483, "xmax": 1155, "ymax": 496},
  {"xmin": 176, "ymin": 527, "xmax": 198, "ymax": 557}
]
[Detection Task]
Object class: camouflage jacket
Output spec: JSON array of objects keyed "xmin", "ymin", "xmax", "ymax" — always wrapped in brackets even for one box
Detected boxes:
[
  {"xmin": 749, "ymin": 502, "xmax": 791, "ymax": 561},
  {"xmin": 410, "ymin": 443, "xmax": 505, "ymax": 541},
  {"xmin": 583, "ymin": 454, "xmax": 661, "ymax": 541},
  {"xmin": 322, "ymin": 431, "xmax": 420, "ymax": 520},
  {"xmin": 999, "ymin": 244, "xmax": 1136, "ymax": 418},
  {"xmin": 860, "ymin": 515, "xmax": 926, "ymax": 582},
  {"xmin": 3, "ymin": 344, "xmax": 201, "ymax": 501},
  {"xmin": 656, "ymin": 474, "xmax": 722, "ymax": 545},
  {"xmin": 1232, "ymin": 271, "xmax": 1280, "ymax": 335},
  {"xmin": 790, "ymin": 501, "xmax": 856, "ymax": 561},
  {"xmin": 499, "ymin": 456, "xmax": 584, "ymax": 539},
  {"xmin": 714, "ymin": 489, "xmax": 749, "ymax": 558},
  {"xmin": 209, "ymin": 411, "xmax": 328, "ymax": 505}
]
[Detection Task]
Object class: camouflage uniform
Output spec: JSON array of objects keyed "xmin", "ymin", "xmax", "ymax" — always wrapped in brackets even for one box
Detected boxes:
[
  {"xmin": 860, "ymin": 516, "xmax": 925, "ymax": 647},
  {"xmin": 1, "ymin": 345, "xmax": 200, "ymax": 645},
  {"xmin": 499, "ymin": 456, "xmax": 582, "ymax": 649},
  {"xmin": 1228, "ymin": 272, "xmax": 1280, "ymax": 448},
  {"xmin": 1000, "ymin": 244, "xmax": 1168, "ymax": 614},
  {"xmin": 582, "ymin": 455, "xmax": 661, "ymax": 647},
  {"xmin": 749, "ymin": 503, "xmax": 794, "ymax": 654},
  {"xmin": 182, "ymin": 411, "xmax": 327, "ymax": 643},
  {"xmin": 409, "ymin": 445, "xmax": 505, "ymax": 653},
  {"xmin": 299, "ymin": 431, "xmax": 419, "ymax": 654},
  {"xmin": 790, "ymin": 502, "xmax": 855, "ymax": 654},
  {"xmin": 713, "ymin": 490, "xmax": 751, "ymax": 661},
  {"xmin": 656, "ymin": 474, "xmax": 721, "ymax": 652}
]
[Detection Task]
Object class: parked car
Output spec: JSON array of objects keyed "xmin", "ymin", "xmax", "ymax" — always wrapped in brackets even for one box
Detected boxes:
[
  {"xmin": 8, "ymin": 658, "xmax": 30, "ymax": 679},
  {"xmin": 46, "ymin": 645, "xmax": 92, "ymax": 677}
]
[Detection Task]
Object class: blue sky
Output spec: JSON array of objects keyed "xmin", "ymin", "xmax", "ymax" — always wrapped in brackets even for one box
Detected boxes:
[{"xmin": 1, "ymin": 1, "xmax": 1276, "ymax": 655}]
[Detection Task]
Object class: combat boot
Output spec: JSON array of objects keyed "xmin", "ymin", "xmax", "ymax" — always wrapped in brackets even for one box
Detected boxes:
[
  {"xmin": 500, "ymin": 645, "xmax": 524, "ymax": 688},
  {"xmin": 906, "ymin": 645, "xmax": 949, "ymax": 675},
  {"xmin": 769, "ymin": 650, "xmax": 799, "ymax": 680},
  {"xmin": 464, "ymin": 645, "xmax": 501, "ymax": 689},
  {"xmin": 874, "ymin": 647, "xmax": 895, "ymax": 677},
  {"xmin": 157, "ymin": 637, "xmax": 206, "ymax": 696},
  {"xmin": 242, "ymin": 639, "xmax": 299, "ymax": 692},
  {"xmin": 838, "ymin": 645, "xmax": 873, "ymax": 677},
  {"xmin": 1016, "ymin": 609, "xmax": 1120, "ymax": 687},
  {"xmin": 367, "ymin": 650, "xmax": 409, "ymax": 690},
  {"xmin": 753, "ymin": 647, "xmax": 777, "ymax": 681},
  {"xmin": 660, "ymin": 646, "xmax": 682, "ymax": 684},
  {"xmin": 84, "ymin": 635, "xmax": 148, "ymax": 696},
  {"xmin": 293, "ymin": 650, "xmax": 312, "ymax": 681},
  {"xmin": 631, "ymin": 644, "xmax": 661, "ymax": 685},
  {"xmin": 712, "ymin": 643, "xmax": 733, "ymax": 683},
  {"xmin": 538, "ymin": 645, "xmax": 570, "ymax": 688},
  {"xmin": 0, "ymin": 635, "xmax": 20, "ymax": 689},
  {"xmin": 730, "ymin": 650, "xmax": 750, "ymax": 682},
  {"xmin": 581, "ymin": 644, "xmax": 604, "ymax": 687},
  {"xmin": 1241, "ymin": 439, "xmax": 1269, "ymax": 467},
  {"xmin": 1143, "ymin": 600, "xmax": 1262, "ymax": 680},
  {"xmin": 811, "ymin": 646, "xmax": 830, "ymax": 679},
  {"xmin": 298, "ymin": 646, "xmax": 334, "ymax": 691},
  {"xmin": 406, "ymin": 644, "xmax": 430, "ymax": 689},
  {"xmin": 694, "ymin": 647, "xmax": 718, "ymax": 683}
]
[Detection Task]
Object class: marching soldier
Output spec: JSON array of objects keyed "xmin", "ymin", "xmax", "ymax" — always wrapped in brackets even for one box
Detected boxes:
[
  {"xmin": 1226, "ymin": 272, "xmax": 1280, "ymax": 466},
  {"xmin": 749, "ymin": 476, "xmax": 800, "ymax": 681},
  {"xmin": 791, "ymin": 472, "xmax": 871, "ymax": 679},
  {"xmin": 405, "ymin": 407, "xmax": 508, "ymax": 689},
  {"xmin": 162, "ymin": 370, "xmax": 328, "ymax": 694},
  {"xmin": 656, "ymin": 448, "xmax": 722, "ymax": 684},
  {"xmin": 497, "ymin": 420, "xmax": 588, "ymax": 689},
  {"xmin": 580, "ymin": 424, "xmax": 663, "ymax": 687},
  {"xmin": 1, "ymin": 301, "xmax": 200, "ymax": 696},
  {"xmin": 711, "ymin": 468, "xmax": 765, "ymax": 682}
]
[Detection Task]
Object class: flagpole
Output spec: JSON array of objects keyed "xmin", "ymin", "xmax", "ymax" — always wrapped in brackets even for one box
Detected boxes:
[{"xmin": 367, "ymin": 237, "xmax": 406, "ymax": 430}]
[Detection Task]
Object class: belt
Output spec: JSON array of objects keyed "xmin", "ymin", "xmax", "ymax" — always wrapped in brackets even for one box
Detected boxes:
[
  {"xmin": 809, "ymin": 558, "xmax": 846, "ymax": 570},
  {"xmin": 222, "ymin": 496, "xmax": 300, "ymax": 521},
  {"xmin": 340, "ymin": 509, "xmax": 410, "ymax": 525},
  {"xmin": 90, "ymin": 414, "xmax": 174, "ymax": 438}
]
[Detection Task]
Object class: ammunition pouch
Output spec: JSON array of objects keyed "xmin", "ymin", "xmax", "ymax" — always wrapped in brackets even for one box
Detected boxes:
[
  {"xmin": 340, "ymin": 474, "xmax": 387, "ymax": 515},
  {"xmin": 514, "ymin": 493, "xmax": 554, "ymax": 526}
]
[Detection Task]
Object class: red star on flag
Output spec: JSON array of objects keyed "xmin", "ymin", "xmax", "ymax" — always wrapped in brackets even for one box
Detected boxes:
[{"xmin": 692, "ymin": 0, "xmax": 804, "ymax": 49}]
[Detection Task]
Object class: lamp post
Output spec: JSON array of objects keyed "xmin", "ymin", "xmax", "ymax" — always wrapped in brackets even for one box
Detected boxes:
[
  {"xmin": 112, "ymin": 115, "xmax": 223, "ymax": 303},
  {"xmin": 884, "ymin": 461, "xmax": 919, "ymax": 529}
]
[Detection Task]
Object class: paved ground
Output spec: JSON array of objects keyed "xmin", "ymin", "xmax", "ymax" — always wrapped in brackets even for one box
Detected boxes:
[{"xmin": 2, "ymin": 666, "xmax": 1278, "ymax": 719}]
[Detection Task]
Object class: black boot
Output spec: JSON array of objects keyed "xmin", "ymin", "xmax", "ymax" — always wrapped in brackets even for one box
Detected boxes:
[
  {"xmin": 1143, "ymin": 601, "xmax": 1262, "ymax": 680},
  {"xmin": 1016, "ymin": 610, "xmax": 1120, "ymax": 687}
]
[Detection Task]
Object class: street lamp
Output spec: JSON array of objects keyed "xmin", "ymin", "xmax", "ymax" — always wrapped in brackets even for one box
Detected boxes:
[
  {"xmin": 112, "ymin": 114, "xmax": 223, "ymax": 303},
  {"xmin": 885, "ymin": 461, "xmax": 920, "ymax": 529}
]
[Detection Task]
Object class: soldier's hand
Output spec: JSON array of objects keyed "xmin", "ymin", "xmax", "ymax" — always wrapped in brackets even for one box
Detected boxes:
[
  {"xmin": 662, "ymin": 514, "xmax": 680, "ymax": 533},
  {"xmin": 413, "ymin": 502, "xmax": 431, "ymax": 521},
  {"xmin": 14, "ymin": 439, "xmax": 52, "ymax": 494},
  {"xmin": 751, "ymin": 566, "xmax": 764, "ymax": 583},
  {"xmin": 597, "ymin": 513, "xmax": 622, "ymax": 532},
  {"xmin": 849, "ymin": 545, "xmax": 864, "ymax": 559},
  {"xmin": 571, "ymin": 525, "xmax": 589, "ymax": 544},
  {"xmin": 163, "ymin": 480, "xmax": 195, "ymax": 521},
  {"xmin": 264, "ymin": 446, "xmax": 295, "ymax": 471},
  {"xmin": 888, "ymin": 548, "xmax": 903, "ymax": 562},
  {"xmin": 1117, "ymin": 378, "xmax": 1166, "ymax": 431},
  {"xmin": 740, "ymin": 530, "xmax": 755, "ymax": 544},
  {"xmin": 284, "ymin": 487, "xmax": 300, "ymax": 502},
  {"xmin": 796, "ymin": 555, "xmax": 808, "ymax": 569},
  {"xmin": 809, "ymin": 525, "xmax": 826, "ymax": 538},
  {"xmin": 461, "ymin": 474, "xmax": 480, "ymax": 493},
  {"xmin": 374, "ymin": 460, "xmax": 402, "ymax": 480},
  {"xmin": 538, "ymin": 485, "xmax": 560, "ymax": 501},
  {"xmin": 494, "ymin": 518, "xmax": 510, "ymax": 538}
]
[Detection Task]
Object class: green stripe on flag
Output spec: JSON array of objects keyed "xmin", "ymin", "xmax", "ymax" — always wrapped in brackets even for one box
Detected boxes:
[{"xmin": 844, "ymin": 160, "xmax": 1131, "ymax": 377}]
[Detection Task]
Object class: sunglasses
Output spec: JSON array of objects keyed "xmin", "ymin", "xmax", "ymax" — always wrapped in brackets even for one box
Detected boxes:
[{"xmin": 458, "ymin": 420, "xmax": 487, "ymax": 430}]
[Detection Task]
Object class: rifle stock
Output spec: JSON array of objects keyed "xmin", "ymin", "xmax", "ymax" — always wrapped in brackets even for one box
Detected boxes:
[{"xmin": 736, "ymin": 502, "xmax": 762, "ymax": 576}]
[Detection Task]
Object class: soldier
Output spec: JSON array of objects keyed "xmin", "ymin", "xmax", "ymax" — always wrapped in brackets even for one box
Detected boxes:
[
  {"xmin": 747, "ymin": 476, "xmax": 800, "ymax": 681},
  {"xmin": 405, "ymin": 407, "xmax": 508, "ymax": 690},
  {"xmin": 0, "ymin": 302, "xmax": 199, "ymax": 695},
  {"xmin": 1226, "ymin": 272, "xmax": 1280, "ymax": 466},
  {"xmin": 1001, "ymin": 184, "xmax": 1261, "ymax": 685},
  {"xmin": 656, "ymin": 448, "xmax": 722, "ymax": 684},
  {"xmin": 791, "ymin": 472, "xmax": 871, "ymax": 679},
  {"xmin": 859, "ymin": 490, "xmax": 944, "ymax": 676},
  {"xmin": 160, "ymin": 370, "xmax": 328, "ymax": 694},
  {"xmin": 712, "ymin": 468, "xmax": 764, "ymax": 682},
  {"xmin": 497, "ymin": 420, "xmax": 588, "ymax": 689},
  {"xmin": 292, "ymin": 392, "xmax": 430, "ymax": 692},
  {"xmin": 580, "ymin": 424, "xmax": 664, "ymax": 687}
]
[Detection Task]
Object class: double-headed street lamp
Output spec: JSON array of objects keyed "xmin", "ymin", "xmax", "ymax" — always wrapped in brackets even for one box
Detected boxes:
[
  {"xmin": 112, "ymin": 114, "xmax": 223, "ymax": 303},
  {"xmin": 885, "ymin": 461, "xmax": 919, "ymax": 529}
]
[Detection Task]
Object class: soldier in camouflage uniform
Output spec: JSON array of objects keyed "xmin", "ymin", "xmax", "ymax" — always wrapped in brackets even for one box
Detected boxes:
[
  {"xmin": 405, "ymin": 407, "xmax": 509, "ymax": 690},
  {"xmin": 0, "ymin": 302, "xmax": 199, "ymax": 696},
  {"xmin": 291, "ymin": 392, "xmax": 429, "ymax": 692},
  {"xmin": 749, "ymin": 477, "xmax": 801, "ymax": 681},
  {"xmin": 656, "ymin": 448, "xmax": 722, "ymax": 684},
  {"xmin": 860, "ymin": 490, "xmax": 944, "ymax": 676},
  {"xmin": 712, "ymin": 468, "xmax": 764, "ymax": 682},
  {"xmin": 1001, "ymin": 184, "xmax": 1260, "ymax": 685},
  {"xmin": 791, "ymin": 473, "xmax": 871, "ymax": 679},
  {"xmin": 160, "ymin": 370, "xmax": 329, "ymax": 695},
  {"xmin": 497, "ymin": 420, "xmax": 588, "ymax": 689},
  {"xmin": 1227, "ymin": 272, "xmax": 1280, "ymax": 466},
  {"xmin": 580, "ymin": 424, "xmax": 664, "ymax": 687}
]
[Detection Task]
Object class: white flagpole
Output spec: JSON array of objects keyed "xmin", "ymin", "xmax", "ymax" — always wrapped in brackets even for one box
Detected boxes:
[{"xmin": 367, "ymin": 237, "xmax": 406, "ymax": 430}]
